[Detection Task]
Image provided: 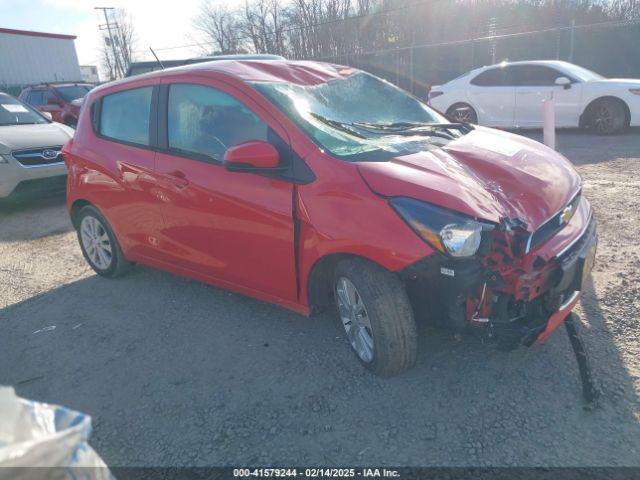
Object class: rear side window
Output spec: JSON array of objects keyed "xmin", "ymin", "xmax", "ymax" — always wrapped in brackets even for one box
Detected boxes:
[
  {"xmin": 167, "ymin": 84, "xmax": 268, "ymax": 162},
  {"xmin": 470, "ymin": 67, "xmax": 514, "ymax": 87},
  {"xmin": 99, "ymin": 87, "xmax": 153, "ymax": 146},
  {"xmin": 513, "ymin": 65, "xmax": 564, "ymax": 86}
]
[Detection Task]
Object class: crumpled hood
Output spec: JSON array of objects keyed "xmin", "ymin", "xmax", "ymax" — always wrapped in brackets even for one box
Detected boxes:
[
  {"xmin": 0, "ymin": 122, "xmax": 73, "ymax": 154},
  {"xmin": 357, "ymin": 127, "xmax": 581, "ymax": 231}
]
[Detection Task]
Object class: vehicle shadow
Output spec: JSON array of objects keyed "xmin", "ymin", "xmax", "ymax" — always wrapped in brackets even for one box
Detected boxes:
[
  {"xmin": 1, "ymin": 264, "xmax": 638, "ymax": 467},
  {"xmin": 0, "ymin": 193, "xmax": 72, "ymax": 243}
]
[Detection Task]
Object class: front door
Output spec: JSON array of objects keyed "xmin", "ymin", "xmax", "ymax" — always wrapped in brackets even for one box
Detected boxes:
[
  {"xmin": 513, "ymin": 65, "xmax": 582, "ymax": 128},
  {"xmin": 154, "ymin": 81, "xmax": 297, "ymax": 302}
]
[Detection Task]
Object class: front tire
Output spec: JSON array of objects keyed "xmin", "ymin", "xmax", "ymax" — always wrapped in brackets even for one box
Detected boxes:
[
  {"xmin": 76, "ymin": 205, "xmax": 132, "ymax": 277},
  {"xmin": 585, "ymin": 98, "xmax": 628, "ymax": 134},
  {"xmin": 446, "ymin": 102, "xmax": 478, "ymax": 124},
  {"xmin": 334, "ymin": 258, "xmax": 417, "ymax": 376}
]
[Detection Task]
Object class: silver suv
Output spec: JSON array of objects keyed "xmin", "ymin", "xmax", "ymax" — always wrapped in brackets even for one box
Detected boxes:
[{"xmin": 0, "ymin": 92, "xmax": 73, "ymax": 200}]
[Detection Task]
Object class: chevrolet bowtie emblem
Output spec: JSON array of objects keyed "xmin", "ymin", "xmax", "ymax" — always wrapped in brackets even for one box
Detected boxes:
[{"xmin": 560, "ymin": 204, "xmax": 573, "ymax": 225}]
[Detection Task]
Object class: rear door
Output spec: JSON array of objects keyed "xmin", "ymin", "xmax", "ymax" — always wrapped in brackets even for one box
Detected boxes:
[
  {"xmin": 153, "ymin": 79, "xmax": 298, "ymax": 302},
  {"xmin": 90, "ymin": 83, "xmax": 166, "ymax": 259},
  {"xmin": 513, "ymin": 65, "xmax": 582, "ymax": 127},
  {"xmin": 467, "ymin": 66, "xmax": 516, "ymax": 127}
]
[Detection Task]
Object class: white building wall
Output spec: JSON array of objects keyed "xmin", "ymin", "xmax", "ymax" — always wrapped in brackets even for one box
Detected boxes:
[
  {"xmin": 0, "ymin": 32, "xmax": 82, "ymax": 87},
  {"xmin": 80, "ymin": 65, "xmax": 100, "ymax": 83}
]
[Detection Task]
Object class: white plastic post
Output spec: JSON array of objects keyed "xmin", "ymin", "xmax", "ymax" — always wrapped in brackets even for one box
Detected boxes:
[{"xmin": 543, "ymin": 91, "xmax": 556, "ymax": 150}]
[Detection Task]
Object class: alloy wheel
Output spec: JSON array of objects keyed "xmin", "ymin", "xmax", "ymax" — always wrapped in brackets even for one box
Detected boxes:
[
  {"xmin": 336, "ymin": 277, "xmax": 374, "ymax": 363},
  {"xmin": 80, "ymin": 216, "xmax": 113, "ymax": 270},
  {"xmin": 593, "ymin": 104, "xmax": 614, "ymax": 134},
  {"xmin": 448, "ymin": 105, "xmax": 477, "ymax": 124}
]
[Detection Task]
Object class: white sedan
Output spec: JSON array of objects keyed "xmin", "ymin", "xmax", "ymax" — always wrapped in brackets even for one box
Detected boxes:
[{"xmin": 428, "ymin": 60, "xmax": 640, "ymax": 134}]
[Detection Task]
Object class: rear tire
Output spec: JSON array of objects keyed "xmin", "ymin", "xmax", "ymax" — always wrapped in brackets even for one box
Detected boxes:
[
  {"xmin": 334, "ymin": 258, "xmax": 417, "ymax": 376},
  {"xmin": 76, "ymin": 205, "xmax": 132, "ymax": 278},
  {"xmin": 585, "ymin": 98, "xmax": 628, "ymax": 134},
  {"xmin": 446, "ymin": 102, "xmax": 478, "ymax": 124}
]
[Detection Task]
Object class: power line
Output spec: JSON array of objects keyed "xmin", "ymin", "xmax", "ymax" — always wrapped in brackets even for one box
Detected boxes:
[{"xmin": 317, "ymin": 17, "xmax": 640, "ymax": 60}]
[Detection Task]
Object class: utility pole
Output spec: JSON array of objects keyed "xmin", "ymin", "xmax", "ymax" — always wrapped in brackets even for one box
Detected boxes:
[
  {"xmin": 487, "ymin": 17, "xmax": 497, "ymax": 64},
  {"xmin": 568, "ymin": 19, "xmax": 576, "ymax": 63},
  {"xmin": 95, "ymin": 7, "xmax": 124, "ymax": 78}
]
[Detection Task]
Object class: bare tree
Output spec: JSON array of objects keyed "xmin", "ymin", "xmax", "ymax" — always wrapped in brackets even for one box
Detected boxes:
[
  {"xmin": 238, "ymin": 0, "xmax": 288, "ymax": 55},
  {"xmin": 188, "ymin": 0, "xmax": 640, "ymax": 83},
  {"xmin": 100, "ymin": 8, "xmax": 137, "ymax": 80},
  {"xmin": 194, "ymin": 2, "xmax": 243, "ymax": 54}
]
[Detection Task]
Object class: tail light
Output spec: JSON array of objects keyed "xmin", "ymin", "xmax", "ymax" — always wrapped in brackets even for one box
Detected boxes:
[{"xmin": 429, "ymin": 91, "xmax": 444, "ymax": 100}]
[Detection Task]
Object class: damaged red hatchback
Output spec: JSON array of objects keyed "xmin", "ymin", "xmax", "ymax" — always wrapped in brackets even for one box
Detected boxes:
[{"xmin": 63, "ymin": 59, "xmax": 597, "ymax": 376}]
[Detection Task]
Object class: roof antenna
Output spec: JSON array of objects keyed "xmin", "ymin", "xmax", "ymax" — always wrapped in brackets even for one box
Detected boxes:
[{"xmin": 149, "ymin": 47, "xmax": 165, "ymax": 69}]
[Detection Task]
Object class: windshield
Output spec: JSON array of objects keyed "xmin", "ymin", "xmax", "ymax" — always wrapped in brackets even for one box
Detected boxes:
[
  {"xmin": 253, "ymin": 72, "xmax": 449, "ymax": 161},
  {"xmin": 0, "ymin": 94, "xmax": 49, "ymax": 126},
  {"xmin": 57, "ymin": 85, "xmax": 92, "ymax": 101},
  {"xmin": 562, "ymin": 64, "xmax": 605, "ymax": 82}
]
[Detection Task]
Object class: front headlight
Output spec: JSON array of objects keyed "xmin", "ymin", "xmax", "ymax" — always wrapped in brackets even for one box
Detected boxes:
[{"xmin": 390, "ymin": 197, "xmax": 489, "ymax": 257}]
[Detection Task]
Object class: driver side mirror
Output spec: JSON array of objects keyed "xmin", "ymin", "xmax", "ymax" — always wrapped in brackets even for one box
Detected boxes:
[
  {"xmin": 224, "ymin": 140, "xmax": 280, "ymax": 172},
  {"xmin": 555, "ymin": 76, "xmax": 572, "ymax": 89},
  {"xmin": 41, "ymin": 112, "xmax": 53, "ymax": 121}
]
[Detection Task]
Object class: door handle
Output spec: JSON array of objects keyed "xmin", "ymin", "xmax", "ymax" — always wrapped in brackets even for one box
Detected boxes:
[{"xmin": 166, "ymin": 170, "xmax": 189, "ymax": 188}]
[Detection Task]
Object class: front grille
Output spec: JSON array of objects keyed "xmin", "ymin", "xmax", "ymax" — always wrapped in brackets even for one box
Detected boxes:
[
  {"xmin": 527, "ymin": 192, "xmax": 582, "ymax": 252},
  {"xmin": 12, "ymin": 146, "xmax": 64, "ymax": 166}
]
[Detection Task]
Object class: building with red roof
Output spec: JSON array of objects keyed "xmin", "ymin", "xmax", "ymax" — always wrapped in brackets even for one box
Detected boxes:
[{"xmin": 0, "ymin": 27, "xmax": 82, "ymax": 93}]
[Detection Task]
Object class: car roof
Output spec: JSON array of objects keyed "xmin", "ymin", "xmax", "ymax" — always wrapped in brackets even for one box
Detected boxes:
[
  {"xmin": 25, "ymin": 82, "xmax": 92, "ymax": 90},
  {"xmin": 97, "ymin": 59, "xmax": 357, "ymax": 94},
  {"xmin": 481, "ymin": 60, "xmax": 576, "ymax": 70},
  {"xmin": 127, "ymin": 54, "xmax": 286, "ymax": 70}
]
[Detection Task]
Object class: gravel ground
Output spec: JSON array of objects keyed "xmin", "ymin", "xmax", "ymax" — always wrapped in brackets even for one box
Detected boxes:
[{"xmin": 0, "ymin": 130, "xmax": 639, "ymax": 467}]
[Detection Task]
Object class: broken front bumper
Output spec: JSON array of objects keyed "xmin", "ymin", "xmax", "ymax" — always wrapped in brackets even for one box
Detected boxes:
[{"xmin": 402, "ymin": 215, "xmax": 597, "ymax": 349}]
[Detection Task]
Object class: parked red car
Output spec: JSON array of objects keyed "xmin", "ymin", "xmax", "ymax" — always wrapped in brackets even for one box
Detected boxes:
[
  {"xmin": 19, "ymin": 83, "xmax": 93, "ymax": 127},
  {"xmin": 63, "ymin": 60, "xmax": 597, "ymax": 375}
]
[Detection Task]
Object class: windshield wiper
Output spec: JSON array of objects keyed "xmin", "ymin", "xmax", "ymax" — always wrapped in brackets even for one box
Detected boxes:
[
  {"xmin": 353, "ymin": 121, "xmax": 474, "ymax": 137},
  {"xmin": 309, "ymin": 112, "xmax": 366, "ymax": 139}
]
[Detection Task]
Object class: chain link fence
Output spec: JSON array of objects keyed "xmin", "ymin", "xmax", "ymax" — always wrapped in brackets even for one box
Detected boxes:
[{"xmin": 318, "ymin": 19, "xmax": 640, "ymax": 98}]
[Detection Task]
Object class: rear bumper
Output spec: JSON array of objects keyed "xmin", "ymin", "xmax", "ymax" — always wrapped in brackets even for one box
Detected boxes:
[{"xmin": 0, "ymin": 155, "xmax": 67, "ymax": 198}]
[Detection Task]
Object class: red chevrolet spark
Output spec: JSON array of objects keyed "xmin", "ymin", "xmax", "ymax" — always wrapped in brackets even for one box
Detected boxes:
[{"xmin": 63, "ymin": 59, "xmax": 597, "ymax": 375}]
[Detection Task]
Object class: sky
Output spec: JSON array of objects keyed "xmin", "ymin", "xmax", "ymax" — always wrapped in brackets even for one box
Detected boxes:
[{"xmin": 0, "ymin": 0, "xmax": 235, "ymax": 72}]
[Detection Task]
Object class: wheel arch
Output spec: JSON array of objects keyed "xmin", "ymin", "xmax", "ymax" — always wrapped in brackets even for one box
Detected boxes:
[
  {"xmin": 306, "ymin": 252, "xmax": 396, "ymax": 315},
  {"xmin": 579, "ymin": 95, "xmax": 631, "ymax": 128},
  {"xmin": 70, "ymin": 199, "xmax": 93, "ymax": 228}
]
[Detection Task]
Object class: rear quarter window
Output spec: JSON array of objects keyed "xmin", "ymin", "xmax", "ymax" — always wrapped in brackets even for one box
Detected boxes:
[{"xmin": 99, "ymin": 87, "xmax": 153, "ymax": 146}]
